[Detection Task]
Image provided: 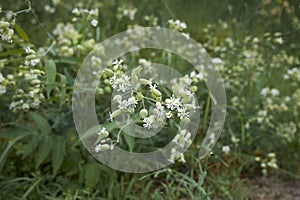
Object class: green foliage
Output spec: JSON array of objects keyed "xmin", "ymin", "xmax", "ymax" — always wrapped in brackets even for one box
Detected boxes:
[{"xmin": 0, "ymin": 0, "xmax": 300, "ymax": 199}]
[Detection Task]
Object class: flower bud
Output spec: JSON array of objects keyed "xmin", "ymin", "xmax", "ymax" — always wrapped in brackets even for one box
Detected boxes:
[
  {"xmin": 104, "ymin": 68, "xmax": 114, "ymax": 76},
  {"xmin": 191, "ymin": 86, "xmax": 198, "ymax": 93},
  {"xmin": 0, "ymin": 21, "xmax": 10, "ymax": 29},
  {"xmin": 140, "ymin": 78, "xmax": 150, "ymax": 85},
  {"xmin": 151, "ymin": 88, "xmax": 162, "ymax": 97},
  {"xmin": 113, "ymin": 95, "xmax": 122, "ymax": 102},
  {"xmin": 139, "ymin": 109, "xmax": 148, "ymax": 118},
  {"xmin": 104, "ymin": 86, "xmax": 111, "ymax": 93}
]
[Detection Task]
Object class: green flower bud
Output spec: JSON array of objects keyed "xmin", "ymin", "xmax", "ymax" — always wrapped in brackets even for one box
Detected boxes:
[
  {"xmin": 151, "ymin": 88, "xmax": 162, "ymax": 97},
  {"xmin": 6, "ymin": 28, "xmax": 14, "ymax": 36},
  {"xmin": 96, "ymin": 88, "xmax": 104, "ymax": 95},
  {"xmin": 99, "ymin": 144, "xmax": 110, "ymax": 151},
  {"xmin": 111, "ymin": 110, "xmax": 121, "ymax": 118},
  {"xmin": 156, "ymin": 96, "xmax": 162, "ymax": 102},
  {"xmin": 104, "ymin": 79, "xmax": 110, "ymax": 85},
  {"xmin": 140, "ymin": 78, "xmax": 150, "ymax": 85},
  {"xmin": 25, "ymin": 55, "xmax": 36, "ymax": 60},
  {"xmin": 139, "ymin": 109, "xmax": 148, "ymax": 118},
  {"xmin": 191, "ymin": 86, "xmax": 198, "ymax": 93},
  {"xmin": 0, "ymin": 21, "xmax": 10, "ymax": 29},
  {"xmin": 104, "ymin": 86, "xmax": 111, "ymax": 93},
  {"xmin": 181, "ymin": 117, "xmax": 190, "ymax": 124},
  {"xmin": 136, "ymin": 92, "xmax": 143, "ymax": 101},
  {"xmin": 104, "ymin": 68, "xmax": 114, "ymax": 76},
  {"xmin": 102, "ymin": 131, "xmax": 109, "ymax": 138}
]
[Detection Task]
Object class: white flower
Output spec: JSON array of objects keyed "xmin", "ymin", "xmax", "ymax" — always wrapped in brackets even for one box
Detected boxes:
[
  {"xmin": 149, "ymin": 83, "xmax": 157, "ymax": 92},
  {"xmin": 196, "ymin": 73, "xmax": 204, "ymax": 80},
  {"xmin": 24, "ymin": 46, "xmax": 31, "ymax": 54},
  {"xmin": 109, "ymin": 74, "xmax": 130, "ymax": 92},
  {"xmin": 97, "ymin": 127, "xmax": 107, "ymax": 136},
  {"xmin": 143, "ymin": 115, "xmax": 154, "ymax": 129},
  {"xmin": 212, "ymin": 57, "xmax": 223, "ymax": 65},
  {"xmin": 112, "ymin": 59, "xmax": 123, "ymax": 68},
  {"xmin": 0, "ymin": 73, "xmax": 4, "ymax": 83},
  {"xmin": 118, "ymin": 100, "xmax": 129, "ymax": 110},
  {"xmin": 165, "ymin": 95, "xmax": 182, "ymax": 111},
  {"xmin": 190, "ymin": 71, "xmax": 196, "ymax": 78},
  {"xmin": 257, "ymin": 117, "xmax": 263, "ymax": 123},
  {"xmin": 166, "ymin": 111, "xmax": 173, "ymax": 118},
  {"xmin": 274, "ymin": 37, "xmax": 283, "ymax": 44},
  {"xmin": 222, "ymin": 145, "xmax": 230, "ymax": 154},
  {"xmin": 177, "ymin": 106, "xmax": 189, "ymax": 120},
  {"xmin": 271, "ymin": 88, "xmax": 280, "ymax": 96},
  {"xmin": 127, "ymin": 96, "xmax": 138, "ymax": 107},
  {"xmin": 154, "ymin": 102, "xmax": 165, "ymax": 118},
  {"xmin": 260, "ymin": 87, "xmax": 269, "ymax": 96},
  {"xmin": 30, "ymin": 59, "xmax": 40, "ymax": 67},
  {"xmin": 91, "ymin": 19, "xmax": 98, "ymax": 27}
]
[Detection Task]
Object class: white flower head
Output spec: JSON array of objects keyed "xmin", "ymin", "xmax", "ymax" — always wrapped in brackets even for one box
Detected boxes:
[
  {"xmin": 222, "ymin": 145, "xmax": 230, "ymax": 154},
  {"xmin": 91, "ymin": 19, "xmax": 98, "ymax": 27}
]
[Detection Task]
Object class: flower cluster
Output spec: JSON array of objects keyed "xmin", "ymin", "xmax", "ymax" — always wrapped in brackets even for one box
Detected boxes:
[
  {"xmin": 93, "ymin": 59, "xmax": 204, "ymax": 164},
  {"xmin": 117, "ymin": 5, "xmax": 137, "ymax": 21},
  {"xmin": 52, "ymin": 22, "xmax": 95, "ymax": 57},
  {"xmin": 9, "ymin": 68, "xmax": 45, "ymax": 113},
  {"xmin": 255, "ymin": 153, "xmax": 279, "ymax": 176},
  {"xmin": 0, "ymin": 20, "xmax": 14, "ymax": 43},
  {"xmin": 94, "ymin": 127, "xmax": 114, "ymax": 152},
  {"xmin": 167, "ymin": 19, "xmax": 187, "ymax": 31},
  {"xmin": 169, "ymin": 129, "xmax": 193, "ymax": 163},
  {"xmin": 71, "ymin": 7, "xmax": 99, "ymax": 27}
]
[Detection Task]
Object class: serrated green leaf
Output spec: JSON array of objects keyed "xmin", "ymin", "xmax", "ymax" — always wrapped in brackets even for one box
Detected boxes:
[
  {"xmin": 29, "ymin": 112, "xmax": 51, "ymax": 134},
  {"xmin": 35, "ymin": 135, "xmax": 53, "ymax": 168},
  {"xmin": 84, "ymin": 162, "xmax": 100, "ymax": 188},
  {"xmin": 14, "ymin": 24, "xmax": 30, "ymax": 42},
  {"xmin": 52, "ymin": 136, "xmax": 65, "ymax": 176}
]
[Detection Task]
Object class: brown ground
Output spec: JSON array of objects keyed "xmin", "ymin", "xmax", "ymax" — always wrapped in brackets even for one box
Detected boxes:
[{"xmin": 249, "ymin": 177, "xmax": 300, "ymax": 200}]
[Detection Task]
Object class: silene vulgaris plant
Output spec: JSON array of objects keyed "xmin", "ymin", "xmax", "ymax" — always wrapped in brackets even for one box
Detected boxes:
[{"xmin": 91, "ymin": 58, "xmax": 205, "ymax": 164}]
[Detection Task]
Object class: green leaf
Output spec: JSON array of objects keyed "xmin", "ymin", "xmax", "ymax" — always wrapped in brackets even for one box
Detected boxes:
[
  {"xmin": 64, "ymin": 68, "xmax": 74, "ymax": 86},
  {"xmin": 52, "ymin": 136, "xmax": 65, "ymax": 176},
  {"xmin": 35, "ymin": 135, "xmax": 53, "ymax": 168},
  {"xmin": 84, "ymin": 162, "xmax": 100, "ymax": 188},
  {"xmin": 0, "ymin": 49, "xmax": 24, "ymax": 57},
  {"xmin": 44, "ymin": 59, "xmax": 57, "ymax": 98},
  {"xmin": 22, "ymin": 134, "xmax": 40, "ymax": 159},
  {"xmin": 0, "ymin": 127, "xmax": 32, "ymax": 139},
  {"xmin": 0, "ymin": 136, "xmax": 24, "ymax": 173},
  {"xmin": 59, "ymin": 74, "xmax": 67, "ymax": 109},
  {"xmin": 29, "ymin": 112, "xmax": 51, "ymax": 134},
  {"xmin": 124, "ymin": 134, "xmax": 134, "ymax": 152},
  {"xmin": 14, "ymin": 24, "xmax": 30, "ymax": 42}
]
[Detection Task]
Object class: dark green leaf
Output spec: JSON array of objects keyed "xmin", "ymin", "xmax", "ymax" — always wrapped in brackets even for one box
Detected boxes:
[
  {"xmin": 52, "ymin": 136, "xmax": 65, "ymax": 176},
  {"xmin": 44, "ymin": 59, "xmax": 57, "ymax": 98},
  {"xmin": 84, "ymin": 162, "xmax": 100, "ymax": 188},
  {"xmin": 29, "ymin": 112, "xmax": 51, "ymax": 134},
  {"xmin": 0, "ymin": 49, "xmax": 24, "ymax": 57},
  {"xmin": 35, "ymin": 135, "xmax": 53, "ymax": 168},
  {"xmin": 14, "ymin": 24, "xmax": 30, "ymax": 42}
]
